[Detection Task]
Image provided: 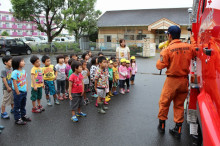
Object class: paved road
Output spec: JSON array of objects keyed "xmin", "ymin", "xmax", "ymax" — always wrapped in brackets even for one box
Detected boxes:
[{"xmin": 0, "ymin": 54, "xmax": 192, "ymax": 146}]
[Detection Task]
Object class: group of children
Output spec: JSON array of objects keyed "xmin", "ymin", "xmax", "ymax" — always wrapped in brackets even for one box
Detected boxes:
[{"xmin": 0, "ymin": 51, "xmax": 138, "ymax": 131}]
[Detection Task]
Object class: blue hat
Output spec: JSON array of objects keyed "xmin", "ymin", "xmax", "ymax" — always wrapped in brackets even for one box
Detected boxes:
[{"xmin": 167, "ymin": 25, "xmax": 181, "ymax": 36}]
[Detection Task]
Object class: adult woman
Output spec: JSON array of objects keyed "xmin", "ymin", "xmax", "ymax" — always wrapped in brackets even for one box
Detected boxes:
[{"xmin": 116, "ymin": 39, "xmax": 130, "ymax": 60}]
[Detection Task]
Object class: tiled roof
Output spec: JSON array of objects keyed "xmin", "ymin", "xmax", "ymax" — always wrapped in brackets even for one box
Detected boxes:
[{"xmin": 98, "ymin": 8, "xmax": 190, "ymax": 27}]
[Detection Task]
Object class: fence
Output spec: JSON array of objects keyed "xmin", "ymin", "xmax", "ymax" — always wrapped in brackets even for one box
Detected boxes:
[{"xmin": 29, "ymin": 42, "xmax": 144, "ymax": 56}]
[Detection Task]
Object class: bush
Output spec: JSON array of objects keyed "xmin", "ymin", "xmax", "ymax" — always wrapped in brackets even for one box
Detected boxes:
[
  {"xmin": 30, "ymin": 42, "xmax": 81, "ymax": 53},
  {"xmin": 129, "ymin": 44, "xmax": 143, "ymax": 55}
]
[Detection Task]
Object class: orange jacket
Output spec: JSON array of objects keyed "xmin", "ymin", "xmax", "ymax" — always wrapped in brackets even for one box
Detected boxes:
[{"xmin": 156, "ymin": 39, "xmax": 196, "ymax": 76}]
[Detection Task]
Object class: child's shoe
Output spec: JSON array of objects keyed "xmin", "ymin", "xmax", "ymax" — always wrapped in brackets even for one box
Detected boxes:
[
  {"xmin": 91, "ymin": 93, "xmax": 98, "ymax": 98},
  {"xmin": 126, "ymin": 89, "xmax": 130, "ymax": 93},
  {"xmin": 0, "ymin": 125, "xmax": 5, "ymax": 130},
  {"xmin": 109, "ymin": 91, "xmax": 114, "ymax": 97},
  {"xmin": 1, "ymin": 112, "xmax": 10, "ymax": 119},
  {"xmin": 47, "ymin": 98, "xmax": 52, "ymax": 106},
  {"xmin": 10, "ymin": 108, "xmax": 14, "ymax": 114},
  {"xmin": 58, "ymin": 96, "xmax": 64, "ymax": 101},
  {"xmin": 15, "ymin": 118, "xmax": 26, "ymax": 125},
  {"xmin": 105, "ymin": 95, "xmax": 111, "ymax": 102},
  {"xmin": 113, "ymin": 91, "xmax": 118, "ymax": 95},
  {"xmin": 71, "ymin": 115, "xmax": 78, "ymax": 122},
  {"xmin": 22, "ymin": 115, "xmax": 32, "ymax": 122},
  {"xmin": 105, "ymin": 97, "xmax": 111, "ymax": 102},
  {"xmin": 63, "ymin": 95, "xmax": 68, "ymax": 100},
  {"xmin": 98, "ymin": 102, "xmax": 106, "ymax": 114},
  {"xmin": 76, "ymin": 112, "xmax": 87, "ymax": 117},
  {"xmin": 120, "ymin": 89, "xmax": 125, "ymax": 95},
  {"xmin": 55, "ymin": 99, "xmax": 60, "ymax": 105},
  {"xmin": 104, "ymin": 100, "xmax": 109, "ymax": 105},
  {"xmin": 102, "ymin": 104, "xmax": 109, "ymax": 110},
  {"xmin": 37, "ymin": 105, "xmax": 45, "ymax": 111},
  {"xmin": 84, "ymin": 99, "xmax": 89, "ymax": 105},
  {"xmin": 32, "ymin": 107, "xmax": 41, "ymax": 113}
]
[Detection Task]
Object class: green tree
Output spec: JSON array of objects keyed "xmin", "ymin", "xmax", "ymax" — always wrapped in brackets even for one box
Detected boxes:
[
  {"xmin": 66, "ymin": 0, "xmax": 101, "ymax": 42},
  {"xmin": 1, "ymin": 31, "xmax": 9, "ymax": 36},
  {"xmin": 11, "ymin": 0, "xmax": 71, "ymax": 42}
]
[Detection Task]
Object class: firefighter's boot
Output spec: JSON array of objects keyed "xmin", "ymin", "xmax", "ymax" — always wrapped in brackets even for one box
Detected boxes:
[
  {"xmin": 158, "ymin": 120, "xmax": 165, "ymax": 133},
  {"xmin": 169, "ymin": 123, "xmax": 182, "ymax": 138}
]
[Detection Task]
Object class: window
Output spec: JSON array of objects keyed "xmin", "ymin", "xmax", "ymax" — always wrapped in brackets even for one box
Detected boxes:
[
  {"xmin": 0, "ymin": 22, "xmax": 2, "ymax": 27},
  {"xmin": 5, "ymin": 23, "xmax": 10, "ymax": 28},
  {"xmin": 17, "ymin": 24, "xmax": 22, "ymax": 28},
  {"xmin": 0, "ymin": 30, "xmax": 2, "ymax": 34},
  {"xmin": 106, "ymin": 36, "xmax": 111, "ymax": 42},
  {"xmin": 6, "ymin": 30, "xmax": 10, "ymax": 35},
  {"xmin": 17, "ymin": 30, "xmax": 23, "ymax": 35},
  {"xmin": 124, "ymin": 35, "xmax": 135, "ymax": 40},
  {"xmin": 0, "ymin": 14, "xmax": 2, "ymax": 20},
  {"xmin": 5, "ymin": 15, "xmax": 10, "ymax": 20},
  {"xmin": 61, "ymin": 38, "xmax": 65, "ymax": 41},
  {"xmin": 16, "ymin": 40, "xmax": 24, "ymax": 46},
  {"xmin": 137, "ymin": 35, "xmax": 147, "ymax": 40}
]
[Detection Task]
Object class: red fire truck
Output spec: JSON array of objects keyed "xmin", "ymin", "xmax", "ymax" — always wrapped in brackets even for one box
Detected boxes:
[{"xmin": 187, "ymin": 0, "xmax": 220, "ymax": 145}]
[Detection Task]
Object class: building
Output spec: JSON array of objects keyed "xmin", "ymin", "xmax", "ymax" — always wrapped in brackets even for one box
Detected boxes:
[
  {"xmin": 0, "ymin": 11, "xmax": 47, "ymax": 37},
  {"xmin": 97, "ymin": 8, "xmax": 190, "ymax": 49}
]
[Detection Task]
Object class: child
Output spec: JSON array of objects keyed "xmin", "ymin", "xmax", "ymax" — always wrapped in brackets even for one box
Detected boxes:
[
  {"xmin": 98, "ymin": 52, "xmax": 104, "ymax": 57},
  {"xmin": 112, "ymin": 59, "xmax": 119, "ymax": 95},
  {"xmin": 82, "ymin": 52, "xmax": 91, "ymax": 92},
  {"xmin": 69, "ymin": 61, "xmax": 87, "ymax": 122},
  {"xmin": 80, "ymin": 60, "xmax": 90, "ymax": 105},
  {"xmin": 108, "ymin": 60, "xmax": 114, "ymax": 96},
  {"xmin": 125, "ymin": 60, "xmax": 132, "ymax": 93},
  {"xmin": 95, "ymin": 56, "xmax": 109, "ymax": 114},
  {"xmin": 1, "ymin": 55, "xmax": 13, "ymax": 119},
  {"xmin": 55, "ymin": 55, "xmax": 67, "ymax": 100},
  {"xmin": 90, "ymin": 57, "xmax": 98, "ymax": 99},
  {"xmin": 11, "ymin": 56, "xmax": 31, "ymax": 125},
  {"xmin": 30, "ymin": 55, "xmax": 44, "ymax": 113},
  {"xmin": 70, "ymin": 53, "xmax": 78, "ymax": 61},
  {"xmin": 64, "ymin": 55, "xmax": 70, "ymax": 96},
  {"xmin": 105, "ymin": 59, "xmax": 111, "ymax": 103},
  {"xmin": 118, "ymin": 58, "xmax": 127, "ymax": 94},
  {"xmin": 130, "ymin": 56, "xmax": 137, "ymax": 85},
  {"xmin": 67, "ymin": 58, "xmax": 74, "ymax": 78},
  {"xmin": 87, "ymin": 51, "xmax": 92, "ymax": 63},
  {"xmin": 41, "ymin": 55, "xmax": 60, "ymax": 106}
]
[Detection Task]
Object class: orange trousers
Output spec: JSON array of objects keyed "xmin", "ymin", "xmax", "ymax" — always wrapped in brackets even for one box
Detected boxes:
[{"xmin": 158, "ymin": 77, "xmax": 188, "ymax": 123}]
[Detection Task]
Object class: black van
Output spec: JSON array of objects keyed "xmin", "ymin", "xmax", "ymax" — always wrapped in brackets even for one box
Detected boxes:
[{"xmin": 0, "ymin": 38, "xmax": 32, "ymax": 56}]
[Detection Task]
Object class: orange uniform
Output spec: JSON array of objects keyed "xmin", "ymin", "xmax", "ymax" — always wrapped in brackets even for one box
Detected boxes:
[{"xmin": 156, "ymin": 39, "xmax": 195, "ymax": 123}]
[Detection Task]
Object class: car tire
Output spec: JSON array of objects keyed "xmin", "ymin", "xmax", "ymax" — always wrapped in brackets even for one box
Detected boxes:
[
  {"xmin": 5, "ymin": 51, "xmax": 10, "ymax": 56},
  {"xmin": 26, "ymin": 49, "xmax": 32, "ymax": 55}
]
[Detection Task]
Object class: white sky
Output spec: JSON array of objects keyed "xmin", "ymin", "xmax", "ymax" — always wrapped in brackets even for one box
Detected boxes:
[{"xmin": 0, "ymin": 0, "xmax": 193, "ymax": 14}]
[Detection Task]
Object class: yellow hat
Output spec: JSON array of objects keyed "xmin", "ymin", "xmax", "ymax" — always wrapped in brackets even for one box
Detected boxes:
[
  {"xmin": 126, "ymin": 60, "xmax": 130, "ymax": 64},
  {"xmin": 120, "ymin": 58, "xmax": 126, "ymax": 63},
  {"xmin": 106, "ymin": 58, "xmax": 109, "ymax": 60},
  {"xmin": 131, "ymin": 56, "xmax": 136, "ymax": 60},
  {"xmin": 110, "ymin": 60, "xmax": 113, "ymax": 64}
]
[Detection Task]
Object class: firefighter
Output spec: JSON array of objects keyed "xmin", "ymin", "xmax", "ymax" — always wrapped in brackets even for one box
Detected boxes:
[{"xmin": 156, "ymin": 25, "xmax": 196, "ymax": 138}]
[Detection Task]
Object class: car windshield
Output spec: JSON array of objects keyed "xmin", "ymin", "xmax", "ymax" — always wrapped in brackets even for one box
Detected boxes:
[
  {"xmin": 33, "ymin": 37, "xmax": 41, "ymax": 42},
  {"xmin": 24, "ymin": 37, "xmax": 34, "ymax": 41}
]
